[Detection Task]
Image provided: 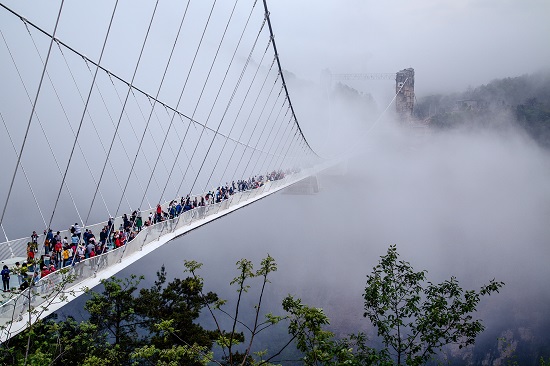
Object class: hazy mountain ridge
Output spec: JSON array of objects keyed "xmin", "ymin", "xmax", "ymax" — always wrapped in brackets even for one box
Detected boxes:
[{"xmin": 416, "ymin": 71, "xmax": 550, "ymax": 148}]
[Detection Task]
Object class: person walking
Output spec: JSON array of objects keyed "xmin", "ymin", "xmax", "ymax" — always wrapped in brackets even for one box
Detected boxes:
[{"xmin": 1, "ymin": 265, "xmax": 10, "ymax": 292}]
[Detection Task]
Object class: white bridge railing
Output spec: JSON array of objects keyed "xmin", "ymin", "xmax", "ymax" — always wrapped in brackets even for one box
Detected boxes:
[{"xmin": 0, "ymin": 165, "xmax": 326, "ymax": 340}]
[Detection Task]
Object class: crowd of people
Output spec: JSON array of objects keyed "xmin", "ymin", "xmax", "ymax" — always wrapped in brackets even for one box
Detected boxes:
[{"xmin": 2, "ymin": 171, "xmax": 289, "ymax": 292}]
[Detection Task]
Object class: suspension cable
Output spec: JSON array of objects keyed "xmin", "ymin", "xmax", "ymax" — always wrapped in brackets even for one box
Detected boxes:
[
  {"xmin": 161, "ymin": 0, "xmax": 234, "ymax": 203},
  {"xmin": 0, "ymin": 112, "xmax": 48, "ymax": 230},
  {"xmin": 261, "ymin": 0, "xmax": 319, "ymax": 158},
  {"xmin": 77, "ymin": 58, "xmax": 143, "ymax": 212},
  {"xmin": 86, "ymin": 0, "xmax": 160, "ymax": 227},
  {"xmin": 200, "ymin": 8, "xmax": 267, "ymax": 193},
  {"xmin": 104, "ymin": 72, "xmax": 161, "ymax": 206},
  {"xmin": 251, "ymin": 94, "xmax": 287, "ymax": 174},
  {"xmin": 209, "ymin": 38, "xmax": 270, "ymax": 190},
  {"xmin": 22, "ymin": 22, "xmax": 113, "ymax": 219},
  {"xmin": 265, "ymin": 113, "xmax": 293, "ymax": 171},
  {"xmin": 157, "ymin": 102, "xmax": 199, "ymax": 183},
  {"xmin": 129, "ymin": 89, "xmax": 179, "ymax": 202},
  {"xmin": 0, "ymin": 26, "xmax": 85, "ymax": 230},
  {"xmin": 48, "ymin": 0, "xmax": 120, "ymax": 233},
  {"xmin": 257, "ymin": 102, "xmax": 290, "ymax": 173},
  {"xmin": 184, "ymin": 0, "xmax": 262, "ymax": 196},
  {"xmin": 0, "ymin": 0, "xmax": 65, "ymax": 231},
  {"xmin": 115, "ymin": 0, "xmax": 193, "ymax": 214},
  {"xmin": 54, "ymin": 40, "xmax": 120, "ymax": 217},
  {"xmin": 342, "ymin": 77, "xmax": 410, "ymax": 157},
  {"xmin": 0, "ymin": 2, "xmax": 277, "ymax": 159},
  {"xmin": 240, "ymin": 84, "xmax": 284, "ymax": 178},
  {"xmin": 219, "ymin": 50, "xmax": 276, "ymax": 184},
  {"xmin": 231, "ymin": 61, "xmax": 279, "ymax": 182},
  {"xmin": 138, "ymin": 0, "xmax": 217, "ymax": 210}
]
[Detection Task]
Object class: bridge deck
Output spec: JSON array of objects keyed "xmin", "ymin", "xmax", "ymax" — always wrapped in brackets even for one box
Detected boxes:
[{"xmin": 0, "ymin": 165, "xmax": 328, "ymax": 341}]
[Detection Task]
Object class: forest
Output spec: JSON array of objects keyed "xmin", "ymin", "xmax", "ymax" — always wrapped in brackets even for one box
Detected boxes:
[{"xmin": 414, "ymin": 71, "xmax": 550, "ymax": 148}]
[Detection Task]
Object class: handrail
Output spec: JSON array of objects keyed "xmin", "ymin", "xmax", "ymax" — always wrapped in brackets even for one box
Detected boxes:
[{"xmin": 0, "ymin": 164, "xmax": 329, "ymax": 341}]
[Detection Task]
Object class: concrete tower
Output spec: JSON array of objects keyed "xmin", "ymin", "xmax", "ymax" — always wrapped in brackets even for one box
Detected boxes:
[{"xmin": 396, "ymin": 68, "xmax": 415, "ymax": 121}]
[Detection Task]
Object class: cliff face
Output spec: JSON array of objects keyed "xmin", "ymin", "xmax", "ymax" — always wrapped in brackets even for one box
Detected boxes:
[{"xmin": 415, "ymin": 71, "xmax": 550, "ymax": 148}]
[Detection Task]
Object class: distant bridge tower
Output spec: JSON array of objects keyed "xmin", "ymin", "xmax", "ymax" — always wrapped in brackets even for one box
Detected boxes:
[
  {"xmin": 323, "ymin": 68, "xmax": 416, "ymax": 122},
  {"xmin": 396, "ymin": 68, "xmax": 415, "ymax": 121}
]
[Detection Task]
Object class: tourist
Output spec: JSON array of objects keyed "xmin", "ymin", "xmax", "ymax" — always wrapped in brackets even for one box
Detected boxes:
[
  {"xmin": 74, "ymin": 223, "xmax": 82, "ymax": 238},
  {"xmin": 14, "ymin": 262, "xmax": 23, "ymax": 285},
  {"xmin": 30, "ymin": 231, "xmax": 38, "ymax": 244},
  {"xmin": 41, "ymin": 266, "xmax": 50, "ymax": 278},
  {"xmin": 1, "ymin": 265, "xmax": 10, "ymax": 292}
]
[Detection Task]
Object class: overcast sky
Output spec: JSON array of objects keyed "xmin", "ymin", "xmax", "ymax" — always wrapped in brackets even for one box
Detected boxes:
[
  {"xmin": 1, "ymin": 0, "xmax": 549, "ymax": 237},
  {"xmin": 267, "ymin": 0, "xmax": 550, "ymax": 95}
]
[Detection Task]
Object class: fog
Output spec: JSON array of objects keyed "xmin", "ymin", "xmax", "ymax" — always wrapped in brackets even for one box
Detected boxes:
[
  {"xmin": 55, "ymin": 112, "xmax": 550, "ymax": 362},
  {"xmin": 1, "ymin": 0, "xmax": 550, "ymax": 362},
  {"xmin": 267, "ymin": 0, "xmax": 550, "ymax": 95}
]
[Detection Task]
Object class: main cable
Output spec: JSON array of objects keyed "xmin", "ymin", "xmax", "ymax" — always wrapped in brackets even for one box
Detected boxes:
[
  {"xmin": 22, "ymin": 22, "xmax": 114, "ymax": 220},
  {"xmin": 184, "ymin": 0, "xmax": 262, "ymax": 196},
  {"xmin": 0, "ymin": 0, "xmax": 65, "ymax": 231},
  {"xmin": 261, "ymin": 0, "xmax": 319, "ymax": 159},
  {"xmin": 138, "ymin": 0, "xmax": 217, "ymax": 210},
  {"xmin": 0, "ymin": 25, "xmax": 85, "ymax": 230},
  {"xmin": 115, "ymin": 0, "xmax": 193, "ymax": 215},
  {"xmin": 161, "ymin": 0, "xmax": 232, "ymax": 203},
  {"xmin": 48, "ymin": 0, "xmax": 120, "ymax": 234},
  {"xmin": 0, "ymin": 2, "xmax": 276, "ymax": 159},
  {"xmin": 86, "ymin": 0, "xmax": 160, "ymax": 228}
]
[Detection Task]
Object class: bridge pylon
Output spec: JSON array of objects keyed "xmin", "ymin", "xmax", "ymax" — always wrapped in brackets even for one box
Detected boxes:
[{"xmin": 395, "ymin": 68, "xmax": 415, "ymax": 121}]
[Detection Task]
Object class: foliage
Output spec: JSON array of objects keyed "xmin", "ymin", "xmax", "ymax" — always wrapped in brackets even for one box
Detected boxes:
[
  {"xmin": 0, "ymin": 315, "xmax": 110, "ymax": 366},
  {"xmin": 184, "ymin": 255, "xmax": 292, "ymax": 366},
  {"xmin": 84, "ymin": 274, "xmax": 144, "ymax": 361},
  {"xmin": 414, "ymin": 71, "xmax": 550, "ymax": 148},
  {"xmin": 135, "ymin": 265, "xmax": 219, "ymax": 357},
  {"xmin": 0, "ymin": 247, "xmax": 509, "ymax": 365},
  {"xmin": 363, "ymin": 244, "xmax": 504, "ymax": 365}
]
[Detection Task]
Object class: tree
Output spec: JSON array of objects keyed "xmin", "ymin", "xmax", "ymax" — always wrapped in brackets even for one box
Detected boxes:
[
  {"xmin": 184, "ymin": 255, "xmax": 287, "ymax": 366},
  {"xmin": 363, "ymin": 244, "xmax": 504, "ymax": 365},
  {"xmin": 84, "ymin": 275, "xmax": 144, "ymax": 363},
  {"xmin": 0, "ymin": 314, "xmax": 111, "ymax": 366},
  {"xmin": 134, "ymin": 265, "xmax": 219, "ymax": 365},
  {"xmin": 0, "ymin": 265, "xmax": 79, "ymax": 366},
  {"xmin": 2, "ymin": 248, "xmax": 508, "ymax": 365}
]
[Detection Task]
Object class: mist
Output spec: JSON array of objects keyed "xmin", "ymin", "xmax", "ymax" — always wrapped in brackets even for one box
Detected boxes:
[
  {"xmin": 52, "ymin": 109, "xmax": 549, "ymax": 363},
  {"xmin": 1, "ymin": 0, "xmax": 549, "ymax": 362}
]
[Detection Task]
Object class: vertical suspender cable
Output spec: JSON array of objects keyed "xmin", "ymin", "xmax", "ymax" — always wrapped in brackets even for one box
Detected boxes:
[
  {"xmin": 0, "ymin": 27, "xmax": 85, "ymax": 229},
  {"xmin": 261, "ymin": 0, "xmax": 319, "ymax": 159},
  {"xmin": 241, "ymin": 84, "xmax": 284, "ymax": 178},
  {"xmin": 160, "ymin": 0, "xmax": 231, "ymax": 203},
  {"xmin": 114, "ymin": 0, "xmax": 193, "ymax": 215},
  {"xmin": 216, "ymin": 38, "xmax": 272, "ymax": 186},
  {"xmin": 202, "ymin": 16, "xmax": 268, "ymax": 192},
  {"xmin": 182, "ymin": 0, "xmax": 261, "ymax": 196},
  {"xmin": 0, "ymin": 0, "xmax": 65, "ymax": 230},
  {"xmin": 230, "ymin": 61, "xmax": 278, "ymax": 183},
  {"xmin": 252, "ymin": 95, "xmax": 287, "ymax": 174},
  {"xmin": 22, "ymin": 23, "xmax": 113, "ymax": 219},
  {"xmin": 257, "ymin": 103, "xmax": 290, "ymax": 174},
  {"xmin": 0, "ymin": 112, "xmax": 48, "ymax": 230},
  {"xmin": 48, "ymin": 0, "xmax": 119, "ymax": 233},
  {"xmin": 138, "ymin": 0, "xmax": 217, "ymax": 211},
  {"xmin": 86, "ymin": 0, "xmax": 160, "ymax": 226}
]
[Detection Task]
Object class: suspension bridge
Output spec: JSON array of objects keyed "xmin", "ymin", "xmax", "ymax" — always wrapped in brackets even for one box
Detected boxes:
[{"xmin": 0, "ymin": 0, "xmax": 335, "ymax": 340}]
